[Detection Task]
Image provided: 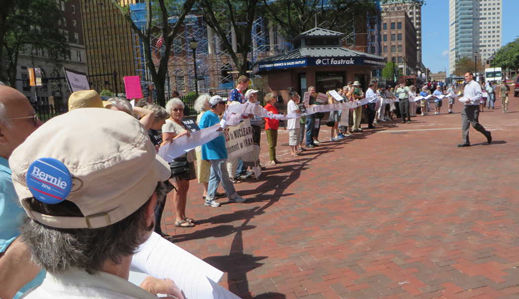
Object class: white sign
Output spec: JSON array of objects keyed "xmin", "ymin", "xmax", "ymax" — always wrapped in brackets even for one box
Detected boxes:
[
  {"xmin": 64, "ymin": 68, "xmax": 90, "ymax": 92},
  {"xmin": 225, "ymin": 119, "xmax": 255, "ymax": 160}
]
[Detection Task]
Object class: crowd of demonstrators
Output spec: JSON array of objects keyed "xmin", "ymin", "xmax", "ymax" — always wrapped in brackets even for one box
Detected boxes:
[
  {"xmin": 162, "ymin": 98, "xmax": 197, "ymax": 228},
  {"xmin": 264, "ymin": 92, "xmax": 281, "ymax": 165}
]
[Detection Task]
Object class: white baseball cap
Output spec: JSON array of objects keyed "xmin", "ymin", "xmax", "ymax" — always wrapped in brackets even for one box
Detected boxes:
[
  {"xmin": 209, "ymin": 95, "xmax": 227, "ymax": 106},
  {"xmin": 9, "ymin": 108, "xmax": 171, "ymax": 229},
  {"xmin": 244, "ymin": 89, "xmax": 259, "ymax": 100}
]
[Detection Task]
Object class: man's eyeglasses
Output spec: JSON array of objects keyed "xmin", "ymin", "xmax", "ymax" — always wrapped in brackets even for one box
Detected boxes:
[{"xmin": 9, "ymin": 114, "xmax": 40, "ymax": 125}]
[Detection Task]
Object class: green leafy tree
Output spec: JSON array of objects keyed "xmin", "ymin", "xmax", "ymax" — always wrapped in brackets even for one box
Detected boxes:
[
  {"xmin": 491, "ymin": 38, "xmax": 519, "ymax": 71},
  {"xmin": 0, "ymin": 0, "xmax": 69, "ymax": 86},
  {"xmin": 382, "ymin": 61, "xmax": 398, "ymax": 81},
  {"xmin": 261, "ymin": 0, "xmax": 378, "ymax": 41},
  {"xmin": 198, "ymin": 0, "xmax": 259, "ymax": 76},
  {"xmin": 112, "ymin": 0, "xmax": 196, "ymax": 107}
]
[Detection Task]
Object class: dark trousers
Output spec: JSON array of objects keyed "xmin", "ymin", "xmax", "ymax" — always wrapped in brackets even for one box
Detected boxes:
[
  {"xmin": 366, "ymin": 103, "xmax": 376, "ymax": 127},
  {"xmin": 399, "ymin": 99, "xmax": 410, "ymax": 121},
  {"xmin": 461, "ymin": 105, "xmax": 489, "ymax": 144}
]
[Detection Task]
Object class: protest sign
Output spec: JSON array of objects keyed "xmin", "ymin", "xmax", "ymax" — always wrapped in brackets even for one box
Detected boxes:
[
  {"xmin": 225, "ymin": 119, "xmax": 255, "ymax": 160},
  {"xmin": 64, "ymin": 68, "xmax": 90, "ymax": 92},
  {"xmin": 124, "ymin": 76, "xmax": 143, "ymax": 99},
  {"xmin": 182, "ymin": 118, "xmax": 200, "ymax": 132}
]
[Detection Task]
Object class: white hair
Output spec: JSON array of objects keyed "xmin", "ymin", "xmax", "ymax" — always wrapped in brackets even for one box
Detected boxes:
[
  {"xmin": 107, "ymin": 97, "xmax": 132, "ymax": 115},
  {"xmin": 165, "ymin": 97, "xmax": 184, "ymax": 113},
  {"xmin": 193, "ymin": 94, "xmax": 210, "ymax": 113}
]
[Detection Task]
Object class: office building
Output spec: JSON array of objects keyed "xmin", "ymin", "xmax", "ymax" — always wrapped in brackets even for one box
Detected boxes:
[
  {"xmin": 380, "ymin": 10, "xmax": 418, "ymax": 75},
  {"xmin": 448, "ymin": 0, "xmax": 502, "ymax": 75},
  {"xmin": 381, "ymin": 0, "xmax": 424, "ymax": 66}
]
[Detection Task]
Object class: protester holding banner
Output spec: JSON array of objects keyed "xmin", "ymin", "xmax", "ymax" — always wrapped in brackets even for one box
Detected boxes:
[
  {"xmin": 287, "ymin": 90, "xmax": 302, "ymax": 156},
  {"xmin": 350, "ymin": 81, "xmax": 364, "ymax": 132},
  {"xmin": 409, "ymin": 85, "xmax": 417, "ymax": 117},
  {"xmin": 264, "ymin": 93, "xmax": 281, "ymax": 165},
  {"xmin": 229, "ymin": 75, "xmax": 249, "ymax": 103},
  {"xmin": 245, "ymin": 89, "xmax": 263, "ymax": 177},
  {"xmin": 305, "ymin": 86, "xmax": 319, "ymax": 148},
  {"xmin": 162, "ymin": 98, "xmax": 196, "ymax": 227},
  {"xmin": 365, "ymin": 81, "xmax": 378, "ymax": 129},
  {"xmin": 433, "ymin": 85, "xmax": 444, "ymax": 115},
  {"xmin": 338, "ymin": 84, "xmax": 352, "ymax": 137},
  {"xmin": 194, "ymin": 94, "xmax": 214, "ymax": 200},
  {"xmin": 327, "ymin": 90, "xmax": 343, "ymax": 142},
  {"xmin": 447, "ymin": 84, "xmax": 456, "ymax": 113},
  {"xmin": 200, "ymin": 95, "xmax": 245, "ymax": 207},
  {"xmin": 419, "ymin": 86, "xmax": 429, "ymax": 116},
  {"xmin": 396, "ymin": 83, "xmax": 411, "ymax": 123}
]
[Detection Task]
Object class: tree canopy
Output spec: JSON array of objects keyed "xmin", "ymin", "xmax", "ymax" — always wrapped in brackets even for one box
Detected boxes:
[
  {"xmin": 491, "ymin": 38, "xmax": 519, "ymax": 71},
  {"xmin": 0, "ymin": 0, "xmax": 69, "ymax": 86},
  {"xmin": 454, "ymin": 56, "xmax": 483, "ymax": 76}
]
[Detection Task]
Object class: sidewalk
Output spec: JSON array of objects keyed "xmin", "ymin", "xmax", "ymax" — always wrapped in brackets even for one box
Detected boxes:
[{"xmin": 162, "ymin": 96, "xmax": 519, "ymax": 298}]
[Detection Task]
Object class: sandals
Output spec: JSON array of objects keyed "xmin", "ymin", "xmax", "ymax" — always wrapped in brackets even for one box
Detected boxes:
[{"xmin": 175, "ymin": 219, "xmax": 194, "ymax": 227}]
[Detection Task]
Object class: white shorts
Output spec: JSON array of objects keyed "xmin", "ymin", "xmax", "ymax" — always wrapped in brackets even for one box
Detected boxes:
[{"xmin": 288, "ymin": 129, "xmax": 298, "ymax": 146}]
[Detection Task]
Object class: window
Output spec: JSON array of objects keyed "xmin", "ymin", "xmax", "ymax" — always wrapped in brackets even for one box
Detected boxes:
[
  {"xmin": 391, "ymin": 22, "xmax": 395, "ymax": 29},
  {"xmin": 383, "ymin": 35, "xmax": 387, "ymax": 41},
  {"xmin": 383, "ymin": 23, "xmax": 387, "ymax": 30},
  {"xmin": 384, "ymin": 46, "xmax": 388, "ymax": 53},
  {"xmin": 397, "ymin": 33, "xmax": 402, "ymax": 41},
  {"xmin": 397, "ymin": 22, "xmax": 402, "ymax": 29},
  {"xmin": 391, "ymin": 34, "xmax": 395, "ymax": 41},
  {"xmin": 398, "ymin": 45, "xmax": 402, "ymax": 52},
  {"xmin": 391, "ymin": 45, "xmax": 396, "ymax": 52}
]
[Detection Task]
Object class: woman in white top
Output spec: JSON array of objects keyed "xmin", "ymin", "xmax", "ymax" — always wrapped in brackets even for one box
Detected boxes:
[
  {"xmin": 286, "ymin": 90, "xmax": 301, "ymax": 156},
  {"xmin": 162, "ymin": 98, "xmax": 196, "ymax": 228}
]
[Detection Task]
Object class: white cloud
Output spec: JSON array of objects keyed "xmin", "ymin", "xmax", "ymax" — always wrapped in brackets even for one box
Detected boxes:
[{"xmin": 442, "ymin": 50, "xmax": 449, "ymax": 56}]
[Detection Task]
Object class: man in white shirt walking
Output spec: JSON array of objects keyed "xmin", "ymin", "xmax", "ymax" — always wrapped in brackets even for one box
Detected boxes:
[{"xmin": 458, "ymin": 72, "xmax": 492, "ymax": 147}]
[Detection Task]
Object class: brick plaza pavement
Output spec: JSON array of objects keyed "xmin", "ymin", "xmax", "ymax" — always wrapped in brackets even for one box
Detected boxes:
[{"xmin": 161, "ymin": 95, "xmax": 519, "ymax": 298}]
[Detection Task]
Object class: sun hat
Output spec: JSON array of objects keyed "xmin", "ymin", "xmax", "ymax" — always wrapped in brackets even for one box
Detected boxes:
[
  {"xmin": 244, "ymin": 89, "xmax": 259, "ymax": 100},
  {"xmin": 68, "ymin": 90, "xmax": 104, "ymax": 111},
  {"xmin": 209, "ymin": 95, "xmax": 227, "ymax": 106},
  {"xmin": 9, "ymin": 108, "xmax": 170, "ymax": 229},
  {"xmin": 353, "ymin": 81, "xmax": 361, "ymax": 86}
]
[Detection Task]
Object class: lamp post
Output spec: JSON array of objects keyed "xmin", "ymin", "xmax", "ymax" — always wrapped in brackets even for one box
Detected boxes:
[
  {"xmin": 474, "ymin": 55, "xmax": 477, "ymax": 75},
  {"xmin": 189, "ymin": 39, "xmax": 199, "ymax": 96}
]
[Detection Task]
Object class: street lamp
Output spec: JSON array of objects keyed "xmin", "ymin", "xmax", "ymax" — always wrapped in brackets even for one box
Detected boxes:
[{"xmin": 189, "ymin": 39, "xmax": 198, "ymax": 96}]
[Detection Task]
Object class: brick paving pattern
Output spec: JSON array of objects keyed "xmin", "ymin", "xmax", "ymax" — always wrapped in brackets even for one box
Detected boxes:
[{"xmin": 161, "ymin": 95, "xmax": 519, "ymax": 298}]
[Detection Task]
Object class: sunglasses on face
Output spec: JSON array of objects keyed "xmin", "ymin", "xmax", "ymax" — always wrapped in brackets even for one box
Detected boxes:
[{"xmin": 9, "ymin": 114, "xmax": 40, "ymax": 126}]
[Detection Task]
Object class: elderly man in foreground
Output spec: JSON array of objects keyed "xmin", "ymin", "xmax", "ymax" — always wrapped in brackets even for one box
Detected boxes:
[{"xmin": 8, "ymin": 107, "xmax": 179, "ymax": 298}]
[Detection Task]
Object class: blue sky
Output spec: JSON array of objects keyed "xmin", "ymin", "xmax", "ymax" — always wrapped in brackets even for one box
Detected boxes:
[{"xmin": 422, "ymin": 0, "xmax": 518, "ymax": 73}]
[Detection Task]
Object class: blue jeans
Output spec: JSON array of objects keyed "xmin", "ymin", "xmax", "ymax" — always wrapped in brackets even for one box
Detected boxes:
[
  {"xmin": 305, "ymin": 116, "xmax": 315, "ymax": 146},
  {"xmin": 235, "ymin": 159, "xmax": 245, "ymax": 176},
  {"xmin": 207, "ymin": 159, "xmax": 236, "ymax": 201}
]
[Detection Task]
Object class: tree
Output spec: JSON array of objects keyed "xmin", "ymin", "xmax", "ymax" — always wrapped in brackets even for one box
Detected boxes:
[
  {"xmin": 198, "ymin": 0, "xmax": 259, "ymax": 76},
  {"xmin": 382, "ymin": 62, "xmax": 398, "ymax": 81},
  {"xmin": 454, "ymin": 56, "xmax": 483, "ymax": 76},
  {"xmin": 261, "ymin": 0, "xmax": 378, "ymax": 41},
  {"xmin": 112, "ymin": 0, "xmax": 196, "ymax": 107},
  {"xmin": 0, "ymin": 0, "xmax": 69, "ymax": 87},
  {"xmin": 492, "ymin": 38, "xmax": 519, "ymax": 71}
]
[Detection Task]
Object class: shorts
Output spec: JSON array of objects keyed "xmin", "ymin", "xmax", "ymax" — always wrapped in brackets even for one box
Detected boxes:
[
  {"xmin": 435, "ymin": 101, "xmax": 442, "ymax": 108},
  {"xmin": 329, "ymin": 111, "xmax": 339, "ymax": 122},
  {"xmin": 288, "ymin": 129, "xmax": 298, "ymax": 146},
  {"xmin": 170, "ymin": 159, "xmax": 196, "ymax": 181},
  {"xmin": 448, "ymin": 97, "xmax": 455, "ymax": 105}
]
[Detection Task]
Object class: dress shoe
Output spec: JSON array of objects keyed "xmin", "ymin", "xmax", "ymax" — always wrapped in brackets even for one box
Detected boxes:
[
  {"xmin": 457, "ymin": 143, "xmax": 470, "ymax": 147},
  {"xmin": 486, "ymin": 131, "xmax": 492, "ymax": 144}
]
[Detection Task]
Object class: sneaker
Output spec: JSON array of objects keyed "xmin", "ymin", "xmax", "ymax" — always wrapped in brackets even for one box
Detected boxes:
[
  {"xmin": 204, "ymin": 199, "xmax": 221, "ymax": 207},
  {"xmin": 336, "ymin": 134, "xmax": 345, "ymax": 140},
  {"xmin": 252, "ymin": 166, "xmax": 262, "ymax": 179},
  {"xmin": 306, "ymin": 144, "xmax": 315, "ymax": 148},
  {"xmin": 229, "ymin": 194, "xmax": 246, "ymax": 203},
  {"xmin": 313, "ymin": 140, "xmax": 321, "ymax": 145},
  {"xmin": 239, "ymin": 171, "xmax": 253, "ymax": 180}
]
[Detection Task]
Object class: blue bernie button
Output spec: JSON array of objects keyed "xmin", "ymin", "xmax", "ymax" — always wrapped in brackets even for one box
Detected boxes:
[{"xmin": 26, "ymin": 158, "xmax": 72, "ymax": 204}]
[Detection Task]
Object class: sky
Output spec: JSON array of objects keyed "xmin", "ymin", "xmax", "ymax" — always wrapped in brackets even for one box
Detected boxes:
[{"xmin": 422, "ymin": 0, "xmax": 519, "ymax": 74}]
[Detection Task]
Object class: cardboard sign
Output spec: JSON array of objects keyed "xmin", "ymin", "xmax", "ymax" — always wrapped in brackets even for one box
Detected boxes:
[
  {"xmin": 316, "ymin": 92, "xmax": 328, "ymax": 104},
  {"xmin": 64, "ymin": 68, "xmax": 90, "ymax": 92},
  {"xmin": 225, "ymin": 119, "xmax": 254, "ymax": 160},
  {"xmin": 303, "ymin": 92, "xmax": 311, "ymax": 106},
  {"xmin": 124, "ymin": 76, "xmax": 143, "ymax": 99}
]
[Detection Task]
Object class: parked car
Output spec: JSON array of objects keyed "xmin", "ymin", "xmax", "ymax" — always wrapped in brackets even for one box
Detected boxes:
[{"xmin": 515, "ymin": 75, "xmax": 519, "ymax": 97}]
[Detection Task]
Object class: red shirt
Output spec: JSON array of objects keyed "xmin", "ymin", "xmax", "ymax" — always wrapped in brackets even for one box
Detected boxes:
[{"xmin": 264, "ymin": 103, "xmax": 279, "ymax": 130}]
